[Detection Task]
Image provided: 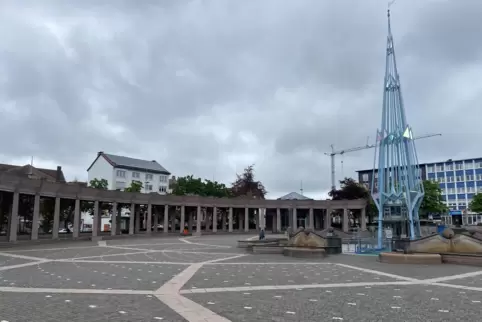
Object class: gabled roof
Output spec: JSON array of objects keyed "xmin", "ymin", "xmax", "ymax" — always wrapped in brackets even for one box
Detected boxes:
[
  {"xmin": 0, "ymin": 163, "xmax": 66, "ymax": 182},
  {"xmin": 87, "ymin": 152, "xmax": 170, "ymax": 175},
  {"xmin": 277, "ymin": 192, "xmax": 312, "ymax": 200}
]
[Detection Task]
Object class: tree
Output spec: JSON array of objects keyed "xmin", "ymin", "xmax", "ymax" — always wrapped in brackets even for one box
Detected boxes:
[
  {"xmin": 231, "ymin": 165, "xmax": 267, "ymax": 199},
  {"xmin": 82, "ymin": 178, "xmax": 111, "ymax": 216},
  {"xmin": 89, "ymin": 178, "xmax": 108, "ymax": 189},
  {"xmin": 419, "ymin": 180, "xmax": 448, "ymax": 218},
  {"xmin": 329, "ymin": 178, "xmax": 369, "ymax": 200},
  {"xmin": 124, "ymin": 181, "xmax": 143, "ymax": 193},
  {"xmin": 170, "ymin": 175, "xmax": 231, "ymax": 197},
  {"xmin": 469, "ymin": 193, "xmax": 482, "ymax": 213}
]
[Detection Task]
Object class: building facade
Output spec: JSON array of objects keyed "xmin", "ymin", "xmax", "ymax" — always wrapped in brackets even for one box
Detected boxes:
[
  {"xmin": 357, "ymin": 157, "xmax": 482, "ymax": 212},
  {"xmin": 87, "ymin": 152, "xmax": 171, "ymax": 194}
]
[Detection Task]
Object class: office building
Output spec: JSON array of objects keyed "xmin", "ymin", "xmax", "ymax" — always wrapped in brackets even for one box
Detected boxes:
[{"xmin": 357, "ymin": 157, "xmax": 482, "ymax": 214}]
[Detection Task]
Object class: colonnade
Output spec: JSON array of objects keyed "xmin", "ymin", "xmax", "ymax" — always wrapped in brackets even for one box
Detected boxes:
[{"xmin": 3, "ymin": 191, "xmax": 367, "ymax": 242}]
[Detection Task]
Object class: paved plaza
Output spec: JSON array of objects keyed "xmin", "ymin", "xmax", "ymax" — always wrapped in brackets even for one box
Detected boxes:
[{"xmin": 0, "ymin": 235, "xmax": 481, "ymax": 321}]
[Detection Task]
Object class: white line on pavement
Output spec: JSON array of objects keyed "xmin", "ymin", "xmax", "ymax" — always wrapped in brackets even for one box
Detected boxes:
[
  {"xmin": 423, "ymin": 270, "xmax": 482, "ymax": 283},
  {"xmin": 179, "ymin": 281, "xmax": 418, "ymax": 294},
  {"xmin": 203, "ymin": 262, "xmax": 333, "ymax": 265},
  {"xmin": 54, "ymin": 259, "xmax": 190, "ymax": 265},
  {"xmin": 179, "ymin": 237, "xmax": 231, "ymax": 248},
  {"xmin": 431, "ymin": 282, "xmax": 482, "ymax": 292},
  {"xmin": 335, "ymin": 263, "xmax": 419, "ymax": 282},
  {"xmin": 202, "ymin": 254, "xmax": 247, "ymax": 264},
  {"xmin": 0, "ymin": 286, "xmax": 153, "ymax": 295},
  {"xmin": 0, "ymin": 251, "xmax": 51, "ymax": 261},
  {"xmin": 155, "ymin": 261, "xmax": 232, "ymax": 321},
  {"xmin": 0, "ymin": 260, "xmax": 51, "ymax": 271}
]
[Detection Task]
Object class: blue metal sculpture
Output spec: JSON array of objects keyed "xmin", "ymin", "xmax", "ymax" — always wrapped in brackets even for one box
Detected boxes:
[{"xmin": 371, "ymin": 9, "xmax": 424, "ymax": 248}]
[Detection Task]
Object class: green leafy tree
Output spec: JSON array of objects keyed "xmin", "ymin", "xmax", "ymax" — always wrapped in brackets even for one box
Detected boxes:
[
  {"xmin": 124, "ymin": 181, "xmax": 143, "ymax": 193},
  {"xmin": 170, "ymin": 175, "xmax": 231, "ymax": 197},
  {"xmin": 88, "ymin": 178, "xmax": 108, "ymax": 189},
  {"xmin": 82, "ymin": 178, "xmax": 111, "ymax": 216},
  {"xmin": 419, "ymin": 180, "xmax": 448, "ymax": 218},
  {"xmin": 329, "ymin": 178, "xmax": 369, "ymax": 200},
  {"xmin": 231, "ymin": 165, "xmax": 267, "ymax": 199},
  {"xmin": 469, "ymin": 193, "xmax": 482, "ymax": 213}
]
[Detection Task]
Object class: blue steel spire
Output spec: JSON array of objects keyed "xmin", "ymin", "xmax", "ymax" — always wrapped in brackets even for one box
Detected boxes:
[{"xmin": 371, "ymin": 9, "xmax": 424, "ymax": 247}]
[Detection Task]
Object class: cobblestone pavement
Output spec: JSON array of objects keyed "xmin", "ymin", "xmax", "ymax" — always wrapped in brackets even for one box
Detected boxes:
[{"xmin": 0, "ymin": 234, "xmax": 482, "ymax": 321}]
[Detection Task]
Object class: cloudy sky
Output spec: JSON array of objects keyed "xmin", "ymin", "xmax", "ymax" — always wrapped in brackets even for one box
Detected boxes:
[{"xmin": 0, "ymin": 0, "xmax": 480, "ymax": 198}]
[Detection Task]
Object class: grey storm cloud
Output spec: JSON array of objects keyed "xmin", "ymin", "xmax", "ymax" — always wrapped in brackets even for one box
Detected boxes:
[{"xmin": 0, "ymin": 0, "xmax": 481, "ymax": 198}]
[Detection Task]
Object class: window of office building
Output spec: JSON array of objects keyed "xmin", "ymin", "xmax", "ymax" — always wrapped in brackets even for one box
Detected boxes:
[
  {"xmin": 427, "ymin": 166, "xmax": 434, "ymax": 173},
  {"xmin": 362, "ymin": 174, "xmax": 369, "ymax": 182},
  {"xmin": 146, "ymin": 174, "xmax": 153, "ymax": 180},
  {"xmin": 116, "ymin": 181, "xmax": 126, "ymax": 190},
  {"xmin": 467, "ymin": 186, "xmax": 475, "ymax": 193},
  {"xmin": 456, "ymin": 175, "xmax": 463, "ymax": 182},
  {"xmin": 116, "ymin": 170, "xmax": 126, "ymax": 178},
  {"xmin": 457, "ymin": 187, "xmax": 465, "ymax": 193},
  {"xmin": 447, "ymin": 187, "xmax": 455, "ymax": 194},
  {"xmin": 446, "ymin": 163, "xmax": 453, "ymax": 171},
  {"xmin": 146, "ymin": 184, "xmax": 153, "ymax": 191},
  {"xmin": 436, "ymin": 165, "xmax": 444, "ymax": 172},
  {"xmin": 477, "ymin": 161, "xmax": 482, "ymax": 168},
  {"xmin": 477, "ymin": 174, "xmax": 482, "ymax": 180},
  {"xmin": 455, "ymin": 163, "xmax": 463, "ymax": 170},
  {"xmin": 466, "ymin": 175, "xmax": 474, "ymax": 181},
  {"xmin": 446, "ymin": 176, "xmax": 454, "ymax": 182},
  {"xmin": 465, "ymin": 162, "xmax": 473, "ymax": 170},
  {"xmin": 132, "ymin": 172, "xmax": 140, "ymax": 178},
  {"xmin": 159, "ymin": 186, "xmax": 167, "ymax": 193},
  {"xmin": 160, "ymin": 175, "xmax": 167, "ymax": 182}
]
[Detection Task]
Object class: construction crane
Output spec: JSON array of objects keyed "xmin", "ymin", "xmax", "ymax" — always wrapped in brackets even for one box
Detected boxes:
[{"xmin": 325, "ymin": 133, "xmax": 442, "ymax": 191}]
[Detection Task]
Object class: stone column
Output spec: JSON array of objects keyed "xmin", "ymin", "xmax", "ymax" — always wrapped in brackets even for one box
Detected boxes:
[
  {"xmin": 8, "ymin": 191, "xmax": 19, "ymax": 242},
  {"xmin": 222, "ymin": 211, "xmax": 227, "ymax": 231},
  {"xmin": 111, "ymin": 202, "xmax": 117, "ymax": 236},
  {"xmin": 228, "ymin": 207, "xmax": 233, "ymax": 232},
  {"xmin": 73, "ymin": 198, "xmax": 80, "ymax": 238},
  {"xmin": 153, "ymin": 209, "xmax": 158, "ymax": 233},
  {"xmin": 272, "ymin": 212, "xmax": 276, "ymax": 233},
  {"xmin": 361, "ymin": 207, "xmax": 367, "ymax": 231},
  {"xmin": 239, "ymin": 212, "xmax": 244, "ymax": 232},
  {"xmin": 135, "ymin": 206, "xmax": 141, "ymax": 234},
  {"xmin": 146, "ymin": 203, "xmax": 152, "ymax": 235},
  {"xmin": 325, "ymin": 208, "xmax": 332, "ymax": 229},
  {"xmin": 276, "ymin": 208, "xmax": 281, "ymax": 232},
  {"xmin": 196, "ymin": 205, "xmax": 202, "ymax": 235},
  {"xmin": 188, "ymin": 212, "xmax": 193, "ymax": 233},
  {"xmin": 171, "ymin": 210, "xmax": 176, "ymax": 233},
  {"xmin": 244, "ymin": 207, "xmax": 249, "ymax": 232},
  {"xmin": 129, "ymin": 203, "xmax": 135, "ymax": 235},
  {"xmin": 292, "ymin": 207, "xmax": 298, "ymax": 231},
  {"xmin": 163, "ymin": 205, "xmax": 169, "ymax": 233},
  {"xmin": 180, "ymin": 205, "xmax": 185, "ymax": 234},
  {"xmin": 92, "ymin": 200, "xmax": 99, "ymax": 237},
  {"xmin": 309, "ymin": 208, "xmax": 314, "ymax": 230},
  {"xmin": 31, "ymin": 194, "xmax": 40, "ymax": 240},
  {"xmin": 52, "ymin": 197, "xmax": 61, "ymax": 239},
  {"xmin": 343, "ymin": 208, "xmax": 349, "ymax": 232},
  {"xmin": 213, "ymin": 207, "xmax": 218, "ymax": 233}
]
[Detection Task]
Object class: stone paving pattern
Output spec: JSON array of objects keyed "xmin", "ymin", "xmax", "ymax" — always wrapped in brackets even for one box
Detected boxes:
[
  {"xmin": 0, "ymin": 261, "xmax": 186, "ymax": 290},
  {"xmin": 186, "ymin": 284, "xmax": 482, "ymax": 321},
  {"xmin": 0, "ymin": 293, "xmax": 187, "ymax": 322},
  {"xmin": 0, "ymin": 234, "xmax": 482, "ymax": 321},
  {"xmin": 184, "ymin": 263, "xmax": 398, "ymax": 289},
  {"xmin": 0, "ymin": 254, "xmax": 32, "ymax": 267}
]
